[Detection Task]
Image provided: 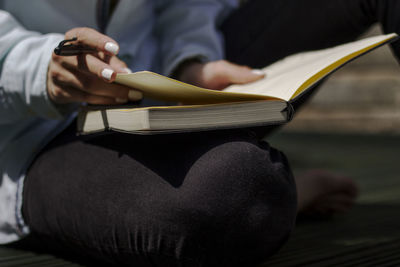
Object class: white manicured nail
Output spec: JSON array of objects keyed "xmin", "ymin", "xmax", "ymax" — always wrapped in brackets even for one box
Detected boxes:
[
  {"xmin": 101, "ymin": 68, "xmax": 114, "ymax": 80},
  {"xmin": 123, "ymin": 67, "xmax": 132, "ymax": 73},
  {"xmin": 128, "ymin": 90, "xmax": 143, "ymax": 101},
  {"xmin": 105, "ymin": 42, "xmax": 119, "ymax": 55},
  {"xmin": 116, "ymin": 97, "xmax": 128, "ymax": 103},
  {"xmin": 252, "ymin": 69, "xmax": 265, "ymax": 76}
]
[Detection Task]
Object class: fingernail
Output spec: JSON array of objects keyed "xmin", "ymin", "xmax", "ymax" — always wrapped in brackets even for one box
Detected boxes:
[
  {"xmin": 105, "ymin": 42, "xmax": 119, "ymax": 55},
  {"xmin": 123, "ymin": 67, "xmax": 132, "ymax": 74},
  {"xmin": 252, "ymin": 69, "xmax": 265, "ymax": 76},
  {"xmin": 116, "ymin": 97, "xmax": 128, "ymax": 103},
  {"xmin": 101, "ymin": 68, "xmax": 114, "ymax": 80},
  {"xmin": 128, "ymin": 90, "xmax": 142, "ymax": 101}
]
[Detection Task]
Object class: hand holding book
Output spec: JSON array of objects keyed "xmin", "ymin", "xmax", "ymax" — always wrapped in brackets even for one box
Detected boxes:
[{"xmin": 175, "ymin": 59, "xmax": 265, "ymax": 90}]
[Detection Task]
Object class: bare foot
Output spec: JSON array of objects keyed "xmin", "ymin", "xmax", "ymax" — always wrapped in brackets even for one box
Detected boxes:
[{"xmin": 295, "ymin": 169, "xmax": 359, "ymax": 216}]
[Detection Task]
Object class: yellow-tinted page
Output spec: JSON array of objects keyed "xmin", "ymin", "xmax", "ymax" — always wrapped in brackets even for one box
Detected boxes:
[
  {"xmin": 115, "ymin": 71, "xmax": 275, "ymax": 104},
  {"xmin": 224, "ymin": 33, "xmax": 397, "ymax": 101}
]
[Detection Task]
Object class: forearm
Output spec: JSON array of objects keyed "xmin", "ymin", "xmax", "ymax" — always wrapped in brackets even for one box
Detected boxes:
[
  {"xmin": 0, "ymin": 10, "xmax": 65, "ymax": 125},
  {"xmin": 154, "ymin": 0, "xmax": 238, "ymax": 76}
]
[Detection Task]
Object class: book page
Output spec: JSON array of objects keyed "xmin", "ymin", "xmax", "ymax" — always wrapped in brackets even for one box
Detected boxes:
[
  {"xmin": 224, "ymin": 33, "xmax": 397, "ymax": 101},
  {"xmin": 116, "ymin": 72, "xmax": 275, "ymax": 104},
  {"xmin": 115, "ymin": 33, "xmax": 397, "ymax": 104}
]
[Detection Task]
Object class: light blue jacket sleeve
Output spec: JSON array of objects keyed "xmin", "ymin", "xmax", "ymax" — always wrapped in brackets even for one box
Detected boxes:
[
  {"xmin": 0, "ymin": 10, "xmax": 66, "ymax": 125},
  {"xmin": 154, "ymin": 0, "xmax": 239, "ymax": 76}
]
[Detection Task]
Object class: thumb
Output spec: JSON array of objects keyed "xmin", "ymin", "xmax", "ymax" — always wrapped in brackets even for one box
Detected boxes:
[{"xmin": 223, "ymin": 62, "xmax": 265, "ymax": 84}]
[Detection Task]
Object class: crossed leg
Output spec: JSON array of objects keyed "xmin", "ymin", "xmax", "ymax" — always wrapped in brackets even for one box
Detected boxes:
[{"xmin": 22, "ymin": 126, "xmax": 297, "ymax": 266}]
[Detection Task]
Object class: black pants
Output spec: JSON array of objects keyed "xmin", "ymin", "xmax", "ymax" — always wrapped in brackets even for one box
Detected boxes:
[{"xmin": 21, "ymin": 0, "xmax": 400, "ymax": 266}]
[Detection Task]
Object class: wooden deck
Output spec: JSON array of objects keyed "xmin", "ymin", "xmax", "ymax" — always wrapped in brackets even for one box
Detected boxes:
[
  {"xmin": 264, "ymin": 132, "xmax": 400, "ymax": 266},
  {"xmin": 1, "ymin": 132, "xmax": 399, "ymax": 266}
]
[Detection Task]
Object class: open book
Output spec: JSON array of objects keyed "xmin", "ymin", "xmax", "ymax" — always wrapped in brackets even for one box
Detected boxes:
[{"xmin": 78, "ymin": 33, "xmax": 398, "ymax": 134}]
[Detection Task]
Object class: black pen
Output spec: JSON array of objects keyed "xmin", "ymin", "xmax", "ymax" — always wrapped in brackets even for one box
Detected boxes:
[{"xmin": 54, "ymin": 37, "xmax": 97, "ymax": 56}]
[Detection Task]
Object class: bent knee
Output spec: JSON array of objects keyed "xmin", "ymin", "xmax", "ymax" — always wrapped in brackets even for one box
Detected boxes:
[
  {"xmin": 185, "ymin": 140, "xmax": 296, "ymax": 213},
  {"xmin": 172, "ymin": 140, "xmax": 297, "ymax": 265},
  {"xmin": 110, "ymin": 140, "xmax": 297, "ymax": 266}
]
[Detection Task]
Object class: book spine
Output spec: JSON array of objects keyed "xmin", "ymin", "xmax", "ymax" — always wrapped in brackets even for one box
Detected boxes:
[
  {"xmin": 101, "ymin": 110, "xmax": 110, "ymax": 130},
  {"xmin": 284, "ymin": 102, "xmax": 295, "ymax": 121}
]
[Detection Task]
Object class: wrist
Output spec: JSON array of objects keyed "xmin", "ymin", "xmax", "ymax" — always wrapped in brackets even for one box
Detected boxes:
[{"xmin": 172, "ymin": 59, "xmax": 205, "ymax": 86}]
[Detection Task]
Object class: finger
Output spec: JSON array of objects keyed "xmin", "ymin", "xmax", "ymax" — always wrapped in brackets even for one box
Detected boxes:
[
  {"xmin": 50, "ymin": 62, "xmax": 88, "ymax": 89},
  {"xmin": 55, "ymin": 53, "xmax": 118, "ymax": 82},
  {"xmin": 49, "ymin": 84, "xmax": 122, "ymax": 105},
  {"xmin": 82, "ymin": 78, "xmax": 142, "ymax": 101},
  {"xmin": 51, "ymin": 68, "xmax": 142, "ymax": 102},
  {"xmin": 51, "ymin": 53, "xmax": 141, "ymax": 102},
  {"xmin": 109, "ymin": 56, "xmax": 131, "ymax": 73},
  {"xmin": 221, "ymin": 61, "xmax": 265, "ymax": 84},
  {"xmin": 95, "ymin": 52, "xmax": 129, "ymax": 70},
  {"xmin": 65, "ymin": 27, "xmax": 119, "ymax": 55}
]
